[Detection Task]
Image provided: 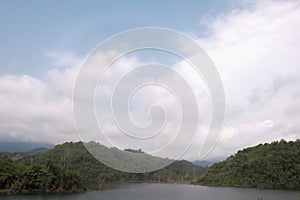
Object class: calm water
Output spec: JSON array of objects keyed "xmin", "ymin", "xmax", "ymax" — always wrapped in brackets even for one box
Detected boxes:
[{"xmin": 1, "ymin": 184, "xmax": 299, "ymax": 200}]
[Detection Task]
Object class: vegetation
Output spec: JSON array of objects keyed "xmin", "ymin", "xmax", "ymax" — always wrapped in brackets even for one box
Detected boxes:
[
  {"xmin": 198, "ymin": 139, "xmax": 300, "ymax": 190},
  {"xmin": 0, "ymin": 142, "xmax": 204, "ymax": 194},
  {"xmin": 1, "ymin": 139, "xmax": 299, "ymax": 195},
  {"xmin": 25, "ymin": 142, "xmax": 203, "ymax": 186},
  {"xmin": 85, "ymin": 141, "xmax": 173, "ymax": 173},
  {"xmin": 1, "ymin": 147, "xmax": 48, "ymax": 161},
  {"xmin": 0, "ymin": 152, "xmax": 83, "ymax": 195}
]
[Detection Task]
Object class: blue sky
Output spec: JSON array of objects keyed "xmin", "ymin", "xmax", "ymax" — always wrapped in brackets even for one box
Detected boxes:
[
  {"xmin": 0, "ymin": 0, "xmax": 228, "ymax": 76},
  {"xmin": 0, "ymin": 0, "xmax": 299, "ymax": 160}
]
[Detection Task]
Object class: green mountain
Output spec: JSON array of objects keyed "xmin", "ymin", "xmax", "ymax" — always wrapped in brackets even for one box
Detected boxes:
[
  {"xmin": 2, "ymin": 147, "xmax": 49, "ymax": 161},
  {"xmin": 85, "ymin": 141, "xmax": 173, "ymax": 173},
  {"xmin": 23, "ymin": 142, "xmax": 204, "ymax": 186},
  {"xmin": 197, "ymin": 139, "xmax": 300, "ymax": 190},
  {"xmin": 3, "ymin": 139, "xmax": 298, "ymax": 195},
  {"xmin": 0, "ymin": 141, "xmax": 204, "ymax": 194}
]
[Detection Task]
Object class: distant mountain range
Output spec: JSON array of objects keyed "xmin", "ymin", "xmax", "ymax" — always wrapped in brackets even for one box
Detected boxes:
[
  {"xmin": 0, "ymin": 141, "xmax": 54, "ymax": 152},
  {"xmin": 192, "ymin": 160, "xmax": 216, "ymax": 167},
  {"xmin": 192, "ymin": 158, "xmax": 226, "ymax": 167},
  {"xmin": 2, "ymin": 147, "xmax": 49, "ymax": 161}
]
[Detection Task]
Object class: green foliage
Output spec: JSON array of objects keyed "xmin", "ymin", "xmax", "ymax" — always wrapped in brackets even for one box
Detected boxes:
[
  {"xmin": 0, "ymin": 155, "xmax": 83, "ymax": 195},
  {"xmin": 0, "ymin": 141, "xmax": 204, "ymax": 194},
  {"xmin": 197, "ymin": 139, "xmax": 300, "ymax": 190},
  {"xmin": 1, "ymin": 148, "xmax": 48, "ymax": 161}
]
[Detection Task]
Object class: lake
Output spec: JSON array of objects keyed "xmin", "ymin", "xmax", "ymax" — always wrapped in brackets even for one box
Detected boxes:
[{"xmin": 1, "ymin": 184, "xmax": 299, "ymax": 200}]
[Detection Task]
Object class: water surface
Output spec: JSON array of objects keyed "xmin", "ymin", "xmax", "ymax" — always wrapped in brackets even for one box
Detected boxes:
[{"xmin": 1, "ymin": 184, "xmax": 299, "ymax": 200}]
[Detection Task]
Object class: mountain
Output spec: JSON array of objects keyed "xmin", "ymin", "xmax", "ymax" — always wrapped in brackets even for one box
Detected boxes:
[
  {"xmin": 18, "ymin": 142, "xmax": 204, "ymax": 189},
  {"xmin": 2, "ymin": 147, "xmax": 49, "ymax": 161},
  {"xmin": 193, "ymin": 160, "xmax": 218, "ymax": 167},
  {"xmin": 0, "ymin": 141, "xmax": 53, "ymax": 152},
  {"xmin": 197, "ymin": 139, "xmax": 300, "ymax": 190},
  {"xmin": 85, "ymin": 141, "xmax": 172, "ymax": 173}
]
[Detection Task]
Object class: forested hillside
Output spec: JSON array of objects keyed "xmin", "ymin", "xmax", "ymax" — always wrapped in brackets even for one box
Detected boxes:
[
  {"xmin": 2, "ymin": 139, "xmax": 298, "ymax": 195},
  {"xmin": 22, "ymin": 142, "xmax": 204, "ymax": 186},
  {"xmin": 198, "ymin": 140, "xmax": 300, "ymax": 190},
  {"xmin": 0, "ymin": 152, "xmax": 83, "ymax": 194},
  {"xmin": 0, "ymin": 142, "xmax": 204, "ymax": 194}
]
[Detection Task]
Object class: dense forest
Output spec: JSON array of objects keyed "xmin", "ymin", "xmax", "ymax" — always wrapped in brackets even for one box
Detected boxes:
[
  {"xmin": 1, "ymin": 139, "xmax": 299, "ymax": 195},
  {"xmin": 198, "ymin": 139, "xmax": 300, "ymax": 190},
  {"xmin": 0, "ymin": 142, "xmax": 204, "ymax": 194},
  {"xmin": 0, "ymin": 152, "xmax": 83, "ymax": 194}
]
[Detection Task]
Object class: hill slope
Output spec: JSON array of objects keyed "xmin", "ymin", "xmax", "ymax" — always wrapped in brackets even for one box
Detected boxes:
[
  {"xmin": 20, "ymin": 142, "xmax": 204, "ymax": 188},
  {"xmin": 198, "ymin": 140, "xmax": 300, "ymax": 190},
  {"xmin": 1, "ymin": 141, "xmax": 204, "ymax": 194}
]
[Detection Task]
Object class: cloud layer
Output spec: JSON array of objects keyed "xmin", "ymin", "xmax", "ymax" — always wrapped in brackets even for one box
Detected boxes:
[{"xmin": 0, "ymin": 0, "xmax": 299, "ymax": 160}]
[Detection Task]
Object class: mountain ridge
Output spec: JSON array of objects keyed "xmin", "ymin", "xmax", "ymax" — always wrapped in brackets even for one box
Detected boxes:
[
  {"xmin": 0, "ymin": 141, "xmax": 54, "ymax": 152},
  {"xmin": 197, "ymin": 139, "xmax": 300, "ymax": 190}
]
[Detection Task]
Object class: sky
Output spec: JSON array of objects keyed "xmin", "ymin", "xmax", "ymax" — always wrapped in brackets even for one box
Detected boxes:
[{"xmin": 0, "ymin": 0, "xmax": 299, "ymax": 160}]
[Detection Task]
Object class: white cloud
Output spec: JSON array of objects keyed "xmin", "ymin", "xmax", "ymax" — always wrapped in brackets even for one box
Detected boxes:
[
  {"xmin": 46, "ymin": 51, "xmax": 82, "ymax": 68},
  {"xmin": 0, "ymin": 74, "xmax": 75, "ymax": 143},
  {"xmin": 0, "ymin": 0, "xmax": 299, "ymax": 161},
  {"xmin": 191, "ymin": 0, "xmax": 300, "ymax": 159}
]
